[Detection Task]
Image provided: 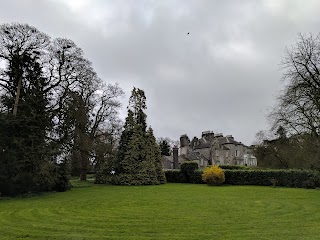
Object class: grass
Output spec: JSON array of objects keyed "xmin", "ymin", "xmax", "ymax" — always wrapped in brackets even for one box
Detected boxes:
[{"xmin": 0, "ymin": 183, "xmax": 320, "ymax": 240}]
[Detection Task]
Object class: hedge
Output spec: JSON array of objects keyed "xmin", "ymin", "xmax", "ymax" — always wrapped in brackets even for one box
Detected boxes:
[
  {"xmin": 164, "ymin": 169, "xmax": 320, "ymax": 189},
  {"xmin": 218, "ymin": 165, "xmax": 249, "ymax": 170}
]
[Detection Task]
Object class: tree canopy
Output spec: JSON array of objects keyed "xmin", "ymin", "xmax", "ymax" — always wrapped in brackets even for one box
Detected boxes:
[{"xmin": 0, "ymin": 23, "xmax": 123, "ymax": 195}]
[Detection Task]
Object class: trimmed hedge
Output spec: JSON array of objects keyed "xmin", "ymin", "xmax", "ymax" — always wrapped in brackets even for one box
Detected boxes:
[
  {"xmin": 218, "ymin": 165, "xmax": 249, "ymax": 170},
  {"xmin": 165, "ymin": 170, "xmax": 202, "ymax": 184},
  {"xmin": 165, "ymin": 170, "xmax": 187, "ymax": 183},
  {"xmin": 165, "ymin": 169, "xmax": 320, "ymax": 189},
  {"xmin": 180, "ymin": 161, "xmax": 199, "ymax": 182},
  {"xmin": 224, "ymin": 169, "xmax": 320, "ymax": 188}
]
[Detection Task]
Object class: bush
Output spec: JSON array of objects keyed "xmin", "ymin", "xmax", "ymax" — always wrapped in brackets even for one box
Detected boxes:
[
  {"xmin": 180, "ymin": 161, "xmax": 198, "ymax": 182},
  {"xmin": 218, "ymin": 165, "xmax": 249, "ymax": 170},
  {"xmin": 202, "ymin": 165, "xmax": 225, "ymax": 186},
  {"xmin": 53, "ymin": 162, "xmax": 71, "ymax": 192},
  {"xmin": 164, "ymin": 170, "xmax": 186, "ymax": 183},
  {"xmin": 112, "ymin": 174, "xmax": 159, "ymax": 185},
  {"xmin": 165, "ymin": 168, "xmax": 320, "ymax": 189},
  {"xmin": 224, "ymin": 169, "xmax": 320, "ymax": 188},
  {"xmin": 180, "ymin": 161, "xmax": 198, "ymax": 173}
]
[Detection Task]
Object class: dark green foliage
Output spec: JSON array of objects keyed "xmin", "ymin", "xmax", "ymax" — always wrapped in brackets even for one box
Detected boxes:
[
  {"xmin": 0, "ymin": 23, "xmax": 123, "ymax": 195},
  {"xmin": 181, "ymin": 161, "xmax": 198, "ymax": 174},
  {"xmin": 189, "ymin": 170, "xmax": 204, "ymax": 184},
  {"xmin": 223, "ymin": 169, "xmax": 320, "ymax": 188},
  {"xmin": 53, "ymin": 162, "xmax": 71, "ymax": 192},
  {"xmin": 165, "ymin": 170, "xmax": 203, "ymax": 184},
  {"xmin": 218, "ymin": 165, "xmax": 250, "ymax": 170},
  {"xmin": 0, "ymin": 43, "xmax": 55, "ymax": 195},
  {"xmin": 159, "ymin": 140, "xmax": 171, "ymax": 156},
  {"xmin": 116, "ymin": 124, "xmax": 159, "ymax": 185},
  {"xmin": 164, "ymin": 170, "xmax": 187, "ymax": 183},
  {"xmin": 116, "ymin": 110, "xmax": 135, "ymax": 173},
  {"xmin": 0, "ymin": 114, "xmax": 70, "ymax": 195},
  {"xmin": 180, "ymin": 161, "xmax": 199, "ymax": 173},
  {"xmin": 147, "ymin": 127, "xmax": 166, "ymax": 184},
  {"xmin": 165, "ymin": 168, "xmax": 320, "ymax": 189},
  {"xmin": 180, "ymin": 161, "xmax": 199, "ymax": 183},
  {"xmin": 111, "ymin": 87, "xmax": 165, "ymax": 185}
]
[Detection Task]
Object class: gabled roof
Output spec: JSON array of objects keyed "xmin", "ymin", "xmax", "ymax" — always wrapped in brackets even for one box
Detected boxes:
[
  {"xmin": 186, "ymin": 151, "xmax": 202, "ymax": 160},
  {"xmin": 194, "ymin": 142, "xmax": 211, "ymax": 149},
  {"xmin": 217, "ymin": 137, "xmax": 242, "ymax": 145},
  {"xmin": 182, "ymin": 151, "xmax": 210, "ymax": 162}
]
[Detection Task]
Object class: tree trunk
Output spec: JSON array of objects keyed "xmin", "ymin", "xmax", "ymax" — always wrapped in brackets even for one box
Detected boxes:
[
  {"xmin": 80, "ymin": 150, "xmax": 88, "ymax": 181},
  {"xmin": 13, "ymin": 76, "xmax": 22, "ymax": 116}
]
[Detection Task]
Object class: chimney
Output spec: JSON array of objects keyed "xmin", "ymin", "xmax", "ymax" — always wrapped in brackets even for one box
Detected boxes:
[
  {"xmin": 180, "ymin": 134, "xmax": 189, "ymax": 147},
  {"xmin": 173, "ymin": 147, "xmax": 179, "ymax": 169},
  {"xmin": 226, "ymin": 135, "xmax": 234, "ymax": 141}
]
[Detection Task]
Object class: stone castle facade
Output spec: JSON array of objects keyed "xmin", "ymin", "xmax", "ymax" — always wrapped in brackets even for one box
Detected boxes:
[{"xmin": 162, "ymin": 131, "xmax": 257, "ymax": 169}]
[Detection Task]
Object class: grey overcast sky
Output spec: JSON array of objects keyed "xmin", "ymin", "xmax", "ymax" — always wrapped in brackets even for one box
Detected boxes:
[{"xmin": 1, "ymin": 0, "xmax": 320, "ymax": 145}]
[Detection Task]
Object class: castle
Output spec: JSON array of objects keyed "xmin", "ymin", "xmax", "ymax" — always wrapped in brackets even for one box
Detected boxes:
[{"xmin": 162, "ymin": 131, "xmax": 257, "ymax": 169}]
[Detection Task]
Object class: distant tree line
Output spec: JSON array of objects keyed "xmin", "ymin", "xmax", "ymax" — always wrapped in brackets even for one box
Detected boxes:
[{"xmin": 0, "ymin": 23, "xmax": 123, "ymax": 196}]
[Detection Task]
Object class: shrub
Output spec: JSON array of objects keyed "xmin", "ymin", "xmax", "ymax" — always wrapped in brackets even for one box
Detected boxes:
[
  {"xmin": 202, "ymin": 165, "xmax": 225, "ymax": 186},
  {"xmin": 164, "ymin": 170, "xmax": 186, "ymax": 183},
  {"xmin": 180, "ymin": 161, "xmax": 199, "ymax": 182},
  {"xmin": 224, "ymin": 169, "xmax": 320, "ymax": 188},
  {"xmin": 218, "ymin": 165, "xmax": 249, "ymax": 170},
  {"xmin": 165, "ymin": 168, "xmax": 320, "ymax": 189},
  {"xmin": 180, "ymin": 161, "xmax": 198, "ymax": 174}
]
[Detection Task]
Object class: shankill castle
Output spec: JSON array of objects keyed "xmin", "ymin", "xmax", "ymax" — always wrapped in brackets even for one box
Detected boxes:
[{"xmin": 163, "ymin": 131, "xmax": 257, "ymax": 169}]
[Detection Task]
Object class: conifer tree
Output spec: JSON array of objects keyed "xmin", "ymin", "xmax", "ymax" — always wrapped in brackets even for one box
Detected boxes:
[
  {"xmin": 116, "ymin": 109, "xmax": 135, "ymax": 172},
  {"xmin": 114, "ymin": 87, "xmax": 165, "ymax": 185},
  {"xmin": 146, "ymin": 127, "xmax": 166, "ymax": 184}
]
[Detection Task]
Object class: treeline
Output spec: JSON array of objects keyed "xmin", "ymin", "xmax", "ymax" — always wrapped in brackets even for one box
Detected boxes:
[{"xmin": 0, "ymin": 23, "xmax": 123, "ymax": 196}]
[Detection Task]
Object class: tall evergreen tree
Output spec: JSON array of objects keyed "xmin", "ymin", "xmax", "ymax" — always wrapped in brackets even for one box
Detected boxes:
[
  {"xmin": 146, "ymin": 127, "xmax": 166, "ymax": 184},
  {"xmin": 116, "ymin": 109, "xmax": 135, "ymax": 172},
  {"xmin": 114, "ymin": 87, "xmax": 165, "ymax": 185}
]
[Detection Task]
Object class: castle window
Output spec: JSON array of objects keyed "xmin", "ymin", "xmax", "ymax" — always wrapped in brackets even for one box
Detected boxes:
[{"xmin": 235, "ymin": 150, "xmax": 239, "ymax": 157}]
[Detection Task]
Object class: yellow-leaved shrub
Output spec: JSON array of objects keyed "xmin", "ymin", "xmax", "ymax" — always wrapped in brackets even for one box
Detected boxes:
[{"xmin": 202, "ymin": 165, "xmax": 225, "ymax": 186}]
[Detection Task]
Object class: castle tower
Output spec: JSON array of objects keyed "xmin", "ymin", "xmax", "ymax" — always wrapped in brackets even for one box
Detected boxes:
[
  {"xmin": 180, "ymin": 134, "xmax": 189, "ymax": 156},
  {"xmin": 173, "ymin": 147, "xmax": 179, "ymax": 169}
]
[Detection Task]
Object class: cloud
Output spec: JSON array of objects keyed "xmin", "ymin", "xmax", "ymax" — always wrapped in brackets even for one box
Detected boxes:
[{"xmin": 1, "ymin": 0, "xmax": 320, "ymax": 145}]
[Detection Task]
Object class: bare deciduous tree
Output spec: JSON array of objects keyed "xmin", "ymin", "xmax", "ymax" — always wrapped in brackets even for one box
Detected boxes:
[{"xmin": 270, "ymin": 33, "xmax": 320, "ymax": 137}]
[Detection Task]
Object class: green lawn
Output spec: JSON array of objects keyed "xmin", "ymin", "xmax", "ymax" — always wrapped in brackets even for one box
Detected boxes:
[{"xmin": 0, "ymin": 183, "xmax": 319, "ymax": 240}]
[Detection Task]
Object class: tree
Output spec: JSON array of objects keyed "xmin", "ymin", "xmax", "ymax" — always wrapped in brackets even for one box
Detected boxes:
[
  {"xmin": 113, "ymin": 87, "xmax": 166, "ymax": 185},
  {"xmin": 0, "ymin": 23, "xmax": 63, "ymax": 195},
  {"xmin": 265, "ymin": 33, "xmax": 320, "ymax": 169},
  {"xmin": 0, "ymin": 23, "xmax": 123, "ymax": 195},
  {"xmin": 270, "ymin": 33, "xmax": 320, "ymax": 137},
  {"xmin": 147, "ymin": 127, "xmax": 166, "ymax": 184},
  {"xmin": 159, "ymin": 139, "xmax": 171, "ymax": 156},
  {"xmin": 116, "ymin": 109, "xmax": 135, "ymax": 173},
  {"xmin": 44, "ymin": 38, "xmax": 124, "ymax": 181}
]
